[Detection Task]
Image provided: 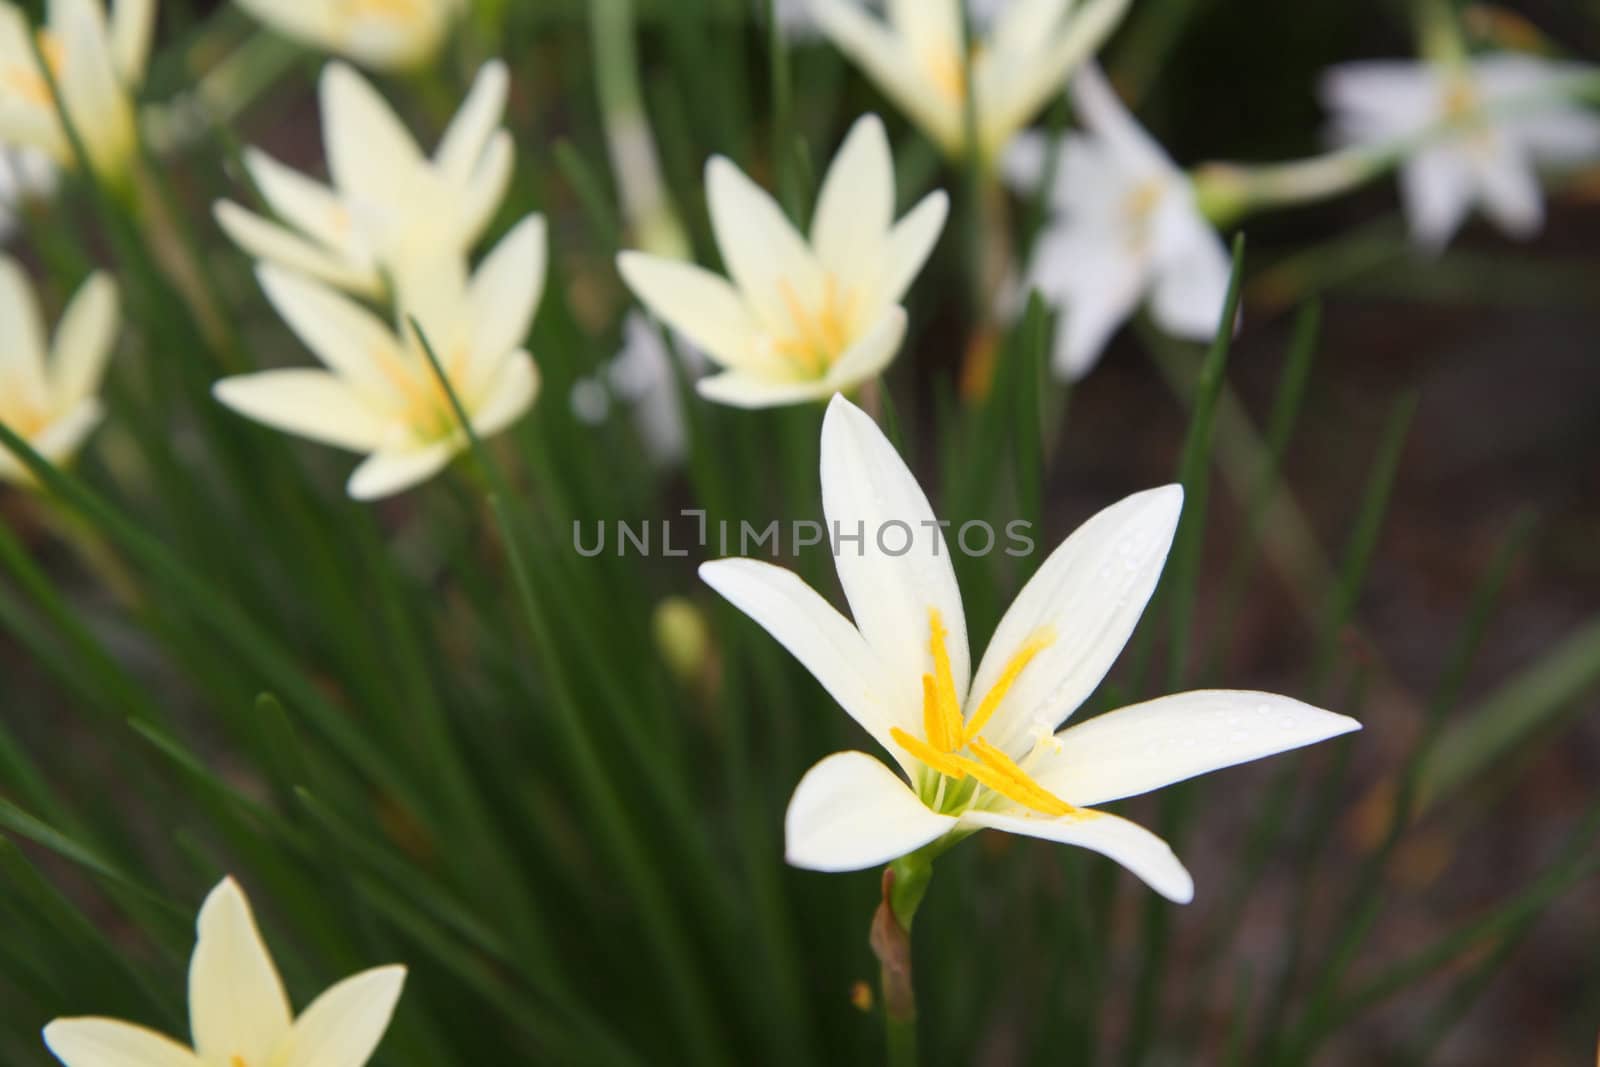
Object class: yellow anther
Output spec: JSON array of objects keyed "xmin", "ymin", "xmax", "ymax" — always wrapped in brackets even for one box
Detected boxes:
[
  {"xmin": 773, "ymin": 274, "xmax": 857, "ymax": 376},
  {"xmin": 891, "ymin": 726, "xmax": 971, "ymax": 781},
  {"xmin": 925, "ymin": 609, "xmax": 964, "ymax": 753},
  {"xmin": 231, "ymin": 1056, "xmax": 249, "ymax": 1067},
  {"xmin": 960, "ymin": 627, "xmax": 1055, "ymax": 746},
  {"xmin": 966, "ymin": 738, "xmax": 1078, "ymax": 818}
]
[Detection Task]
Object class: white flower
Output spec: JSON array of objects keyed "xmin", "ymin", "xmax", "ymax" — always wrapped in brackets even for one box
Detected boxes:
[
  {"xmin": 215, "ymin": 60, "xmax": 513, "ymax": 298},
  {"xmin": 618, "ymin": 114, "xmax": 947, "ymax": 409},
  {"xmin": 0, "ymin": 0, "xmax": 154, "ymax": 182},
  {"xmin": 1322, "ymin": 54, "xmax": 1600, "ymax": 249},
  {"xmin": 234, "ymin": 0, "xmax": 464, "ymax": 71},
  {"xmin": 0, "ymin": 145, "xmax": 56, "ymax": 241},
  {"xmin": 701, "ymin": 395, "xmax": 1360, "ymax": 902},
  {"xmin": 214, "ymin": 215, "xmax": 545, "ymax": 501},
  {"xmin": 811, "ymin": 0, "xmax": 1132, "ymax": 160},
  {"xmin": 1004, "ymin": 63, "xmax": 1232, "ymax": 381},
  {"xmin": 779, "ymin": 0, "xmax": 1010, "ymax": 43},
  {"xmin": 0, "ymin": 256, "xmax": 117, "ymax": 485},
  {"xmin": 44, "ymin": 877, "xmax": 405, "ymax": 1067}
]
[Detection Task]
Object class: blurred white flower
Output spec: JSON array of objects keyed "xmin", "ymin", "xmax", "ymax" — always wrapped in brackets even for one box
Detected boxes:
[
  {"xmin": 1322, "ymin": 54, "xmax": 1600, "ymax": 249},
  {"xmin": 45, "ymin": 877, "xmax": 405, "ymax": 1067},
  {"xmin": 234, "ymin": 0, "xmax": 464, "ymax": 71},
  {"xmin": 570, "ymin": 312, "xmax": 705, "ymax": 467},
  {"xmin": 215, "ymin": 60, "xmax": 513, "ymax": 298},
  {"xmin": 0, "ymin": 0, "xmax": 154, "ymax": 182},
  {"xmin": 215, "ymin": 216, "xmax": 545, "ymax": 501},
  {"xmin": 0, "ymin": 146, "xmax": 57, "ymax": 240},
  {"xmin": 0, "ymin": 257, "xmax": 117, "ymax": 485},
  {"xmin": 810, "ymin": 0, "xmax": 1132, "ymax": 160},
  {"xmin": 778, "ymin": 0, "xmax": 1009, "ymax": 43},
  {"xmin": 702, "ymin": 395, "xmax": 1360, "ymax": 901},
  {"xmin": 1004, "ymin": 64, "xmax": 1232, "ymax": 381},
  {"xmin": 618, "ymin": 114, "xmax": 946, "ymax": 409}
]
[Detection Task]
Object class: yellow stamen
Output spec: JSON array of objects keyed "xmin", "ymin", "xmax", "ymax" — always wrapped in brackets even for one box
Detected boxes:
[
  {"xmin": 4, "ymin": 32, "xmax": 65, "ymax": 108},
  {"xmin": 372, "ymin": 340, "xmax": 470, "ymax": 440},
  {"xmin": 231, "ymin": 1057, "xmax": 248, "ymax": 1067},
  {"xmin": 925, "ymin": 609, "xmax": 964, "ymax": 753},
  {"xmin": 346, "ymin": 0, "xmax": 424, "ymax": 18},
  {"xmin": 966, "ymin": 738, "xmax": 1080, "ymax": 818},
  {"xmin": 960, "ymin": 627, "xmax": 1055, "ymax": 746},
  {"xmin": 890, "ymin": 726, "xmax": 971, "ymax": 781},
  {"xmin": 772, "ymin": 274, "xmax": 857, "ymax": 376},
  {"xmin": 925, "ymin": 47, "xmax": 968, "ymax": 104}
]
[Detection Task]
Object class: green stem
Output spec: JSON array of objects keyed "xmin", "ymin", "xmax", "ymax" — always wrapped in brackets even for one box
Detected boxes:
[{"xmin": 872, "ymin": 851, "xmax": 937, "ymax": 1067}]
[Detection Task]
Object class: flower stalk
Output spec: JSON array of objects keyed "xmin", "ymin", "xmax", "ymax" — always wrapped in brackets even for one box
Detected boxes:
[{"xmin": 871, "ymin": 853, "xmax": 933, "ymax": 1067}]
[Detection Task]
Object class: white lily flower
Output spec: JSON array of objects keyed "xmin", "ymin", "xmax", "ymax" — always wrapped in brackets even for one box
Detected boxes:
[
  {"xmin": 1004, "ymin": 64, "xmax": 1232, "ymax": 381},
  {"xmin": 0, "ymin": 257, "xmax": 117, "ymax": 485},
  {"xmin": 701, "ymin": 395, "xmax": 1360, "ymax": 902},
  {"xmin": 1322, "ymin": 54, "xmax": 1600, "ymax": 249},
  {"xmin": 810, "ymin": 0, "xmax": 1132, "ymax": 161},
  {"xmin": 618, "ymin": 114, "xmax": 947, "ymax": 409},
  {"xmin": 215, "ymin": 60, "xmax": 513, "ymax": 298},
  {"xmin": 214, "ymin": 215, "xmax": 545, "ymax": 501},
  {"xmin": 778, "ymin": 0, "xmax": 1010, "ymax": 44},
  {"xmin": 0, "ymin": 0, "xmax": 154, "ymax": 182},
  {"xmin": 44, "ymin": 877, "xmax": 405, "ymax": 1067},
  {"xmin": 234, "ymin": 0, "xmax": 464, "ymax": 71}
]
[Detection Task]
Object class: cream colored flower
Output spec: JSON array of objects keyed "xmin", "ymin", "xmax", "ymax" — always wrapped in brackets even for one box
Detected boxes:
[
  {"xmin": 234, "ymin": 0, "xmax": 464, "ymax": 71},
  {"xmin": 214, "ymin": 216, "xmax": 544, "ymax": 501},
  {"xmin": 0, "ymin": 0, "xmax": 154, "ymax": 181},
  {"xmin": 702, "ymin": 395, "xmax": 1360, "ymax": 901},
  {"xmin": 44, "ymin": 877, "xmax": 406, "ymax": 1067},
  {"xmin": 0, "ymin": 256, "xmax": 117, "ymax": 485},
  {"xmin": 215, "ymin": 60, "xmax": 513, "ymax": 298},
  {"xmin": 1323, "ymin": 54, "xmax": 1600, "ymax": 249},
  {"xmin": 0, "ymin": 144, "xmax": 55, "ymax": 240},
  {"xmin": 618, "ymin": 114, "xmax": 947, "ymax": 409},
  {"xmin": 811, "ymin": 0, "xmax": 1132, "ymax": 161}
]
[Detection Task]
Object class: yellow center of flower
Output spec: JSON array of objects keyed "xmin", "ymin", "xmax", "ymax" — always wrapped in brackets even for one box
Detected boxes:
[
  {"xmin": 344, "ymin": 0, "xmax": 426, "ymax": 20},
  {"xmin": 0, "ymin": 374, "xmax": 47, "ymax": 438},
  {"xmin": 1440, "ymin": 76, "xmax": 1496, "ymax": 157},
  {"xmin": 925, "ymin": 46, "xmax": 968, "ymax": 105},
  {"xmin": 889, "ymin": 609, "xmax": 1086, "ymax": 818},
  {"xmin": 231, "ymin": 1056, "xmax": 249, "ymax": 1067},
  {"xmin": 372, "ymin": 340, "xmax": 471, "ymax": 442},
  {"xmin": 773, "ymin": 274, "xmax": 859, "ymax": 377},
  {"xmin": 3, "ymin": 31, "xmax": 65, "ymax": 108}
]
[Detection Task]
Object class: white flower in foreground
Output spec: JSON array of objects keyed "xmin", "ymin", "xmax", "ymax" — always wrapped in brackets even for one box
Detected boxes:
[
  {"xmin": 0, "ymin": 0, "xmax": 155, "ymax": 182},
  {"xmin": 0, "ymin": 145, "xmax": 56, "ymax": 241},
  {"xmin": 618, "ymin": 114, "xmax": 947, "ymax": 409},
  {"xmin": 1004, "ymin": 64, "xmax": 1232, "ymax": 381},
  {"xmin": 215, "ymin": 60, "xmax": 513, "ymax": 298},
  {"xmin": 811, "ymin": 0, "xmax": 1132, "ymax": 160},
  {"xmin": 234, "ymin": 0, "xmax": 464, "ymax": 71},
  {"xmin": 0, "ymin": 257, "xmax": 117, "ymax": 485},
  {"xmin": 1322, "ymin": 54, "xmax": 1600, "ymax": 249},
  {"xmin": 214, "ymin": 215, "xmax": 544, "ymax": 501},
  {"xmin": 701, "ymin": 395, "xmax": 1360, "ymax": 902},
  {"xmin": 44, "ymin": 877, "xmax": 405, "ymax": 1067}
]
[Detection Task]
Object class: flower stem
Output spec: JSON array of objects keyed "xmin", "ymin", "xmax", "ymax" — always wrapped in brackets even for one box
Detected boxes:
[{"xmin": 872, "ymin": 853, "xmax": 937, "ymax": 1066}]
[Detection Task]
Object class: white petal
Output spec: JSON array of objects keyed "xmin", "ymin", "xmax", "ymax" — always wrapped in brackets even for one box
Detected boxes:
[
  {"xmin": 873, "ymin": 191, "xmax": 948, "ymax": 308},
  {"xmin": 435, "ymin": 59, "xmax": 508, "ymax": 185},
  {"xmin": 1474, "ymin": 145, "xmax": 1544, "ymax": 239},
  {"xmin": 270, "ymin": 966, "xmax": 406, "ymax": 1067},
  {"xmin": 1318, "ymin": 61, "xmax": 1438, "ymax": 142},
  {"xmin": 469, "ymin": 349, "xmax": 539, "ymax": 439},
  {"xmin": 49, "ymin": 271, "xmax": 117, "ymax": 409},
  {"xmin": 109, "ymin": 0, "xmax": 154, "ymax": 85},
  {"xmin": 967, "ymin": 485, "xmax": 1182, "ymax": 750},
  {"xmin": 706, "ymin": 156, "xmax": 823, "ymax": 332},
  {"xmin": 961, "ymin": 808, "xmax": 1193, "ymax": 903},
  {"xmin": 242, "ymin": 150, "xmax": 353, "ymax": 253},
  {"xmin": 1027, "ymin": 224, "xmax": 1145, "ymax": 380},
  {"xmin": 454, "ymin": 129, "xmax": 514, "ymax": 249},
  {"xmin": 695, "ymin": 370, "xmax": 837, "ymax": 408},
  {"xmin": 616, "ymin": 252, "xmax": 767, "ymax": 373},
  {"xmin": 785, "ymin": 751, "xmax": 956, "ymax": 872},
  {"xmin": 187, "ymin": 878, "xmax": 292, "ymax": 1067},
  {"xmin": 700, "ymin": 558, "xmax": 906, "ymax": 754},
  {"xmin": 465, "ymin": 215, "xmax": 545, "ymax": 385},
  {"xmin": 1000, "ymin": 130, "xmax": 1052, "ymax": 193},
  {"xmin": 347, "ymin": 443, "xmax": 456, "ymax": 500},
  {"xmin": 1398, "ymin": 148, "xmax": 1476, "ymax": 252},
  {"xmin": 255, "ymin": 265, "xmax": 401, "ymax": 396},
  {"xmin": 1037, "ymin": 690, "xmax": 1362, "ymax": 807},
  {"xmin": 820, "ymin": 392, "xmax": 969, "ymax": 716},
  {"xmin": 1070, "ymin": 62, "xmax": 1172, "ymax": 178},
  {"xmin": 0, "ymin": 254, "xmax": 49, "ymax": 405},
  {"xmin": 31, "ymin": 396, "xmax": 103, "ymax": 464},
  {"xmin": 214, "ymin": 370, "xmax": 391, "ymax": 453},
  {"xmin": 820, "ymin": 305, "xmax": 906, "ymax": 393},
  {"xmin": 321, "ymin": 63, "xmax": 424, "ymax": 203},
  {"xmin": 43, "ymin": 1019, "xmax": 202, "ymax": 1067},
  {"xmin": 214, "ymin": 202, "xmax": 378, "ymax": 295},
  {"xmin": 1147, "ymin": 211, "xmax": 1232, "ymax": 343},
  {"xmin": 810, "ymin": 0, "xmax": 958, "ymax": 152},
  {"xmin": 811, "ymin": 114, "xmax": 894, "ymax": 282},
  {"xmin": 232, "ymin": 0, "xmax": 340, "ymax": 53}
]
